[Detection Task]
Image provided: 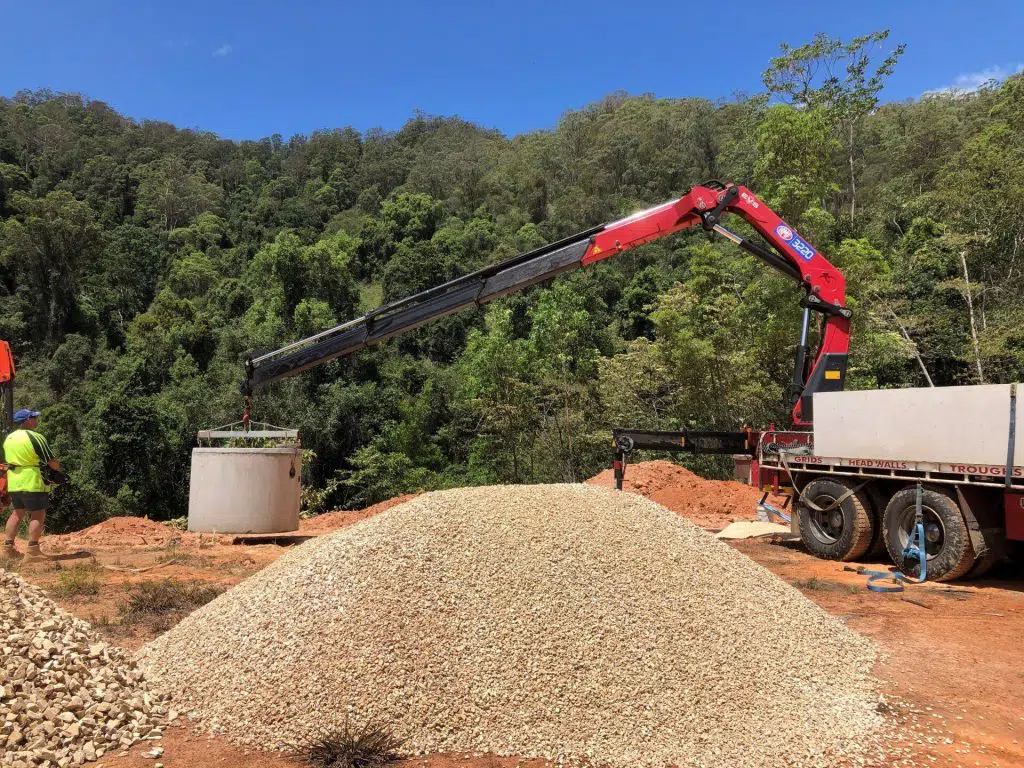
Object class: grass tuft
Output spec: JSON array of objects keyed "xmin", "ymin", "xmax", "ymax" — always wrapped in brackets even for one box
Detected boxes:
[
  {"xmin": 793, "ymin": 576, "xmax": 826, "ymax": 590},
  {"xmin": 156, "ymin": 542, "xmax": 212, "ymax": 567},
  {"xmin": 52, "ymin": 563, "xmax": 102, "ymax": 598},
  {"xmin": 306, "ymin": 721, "xmax": 404, "ymax": 768},
  {"xmin": 118, "ymin": 578, "xmax": 223, "ymax": 631}
]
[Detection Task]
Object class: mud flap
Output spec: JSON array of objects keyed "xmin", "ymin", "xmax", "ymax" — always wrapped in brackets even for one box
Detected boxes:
[{"xmin": 955, "ymin": 486, "xmax": 987, "ymax": 558}]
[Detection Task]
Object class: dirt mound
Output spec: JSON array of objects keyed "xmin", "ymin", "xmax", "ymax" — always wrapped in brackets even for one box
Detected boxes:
[
  {"xmin": 46, "ymin": 495, "xmax": 420, "ymax": 551},
  {"xmin": 48, "ymin": 517, "xmax": 198, "ymax": 551},
  {"xmin": 140, "ymin": 485, "xmax": 882, "ymax": 768},
  {"xmin": 587, "ymin": 459, "xmax": 784, "ymax": 528},
  {"xmin": 300, "ymin": 493, "xmax": 420, "ymax": 533}
]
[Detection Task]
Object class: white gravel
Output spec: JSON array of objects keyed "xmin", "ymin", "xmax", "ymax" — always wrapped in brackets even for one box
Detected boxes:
[
  {"xmin": 0, "ymin": 570, "xmax": 168, "ymax": 768},
  {"xmin": 138, "ymin": 484, "xmax": 884, "ymax": 767}
]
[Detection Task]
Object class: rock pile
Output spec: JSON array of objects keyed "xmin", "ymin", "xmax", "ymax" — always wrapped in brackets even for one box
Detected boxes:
[
  {"xmin": 140, "ymin": 485, "xmax": 885, "ymax": 768},
  {"xmin": 0, "ymin": 570, "xmax": 168, "ymax": 768}
]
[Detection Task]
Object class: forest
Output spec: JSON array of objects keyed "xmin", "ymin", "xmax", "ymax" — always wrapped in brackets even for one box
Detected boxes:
[{"xmin": 2, "ymin": 31, "xmax": 1023, "ymax": 531}]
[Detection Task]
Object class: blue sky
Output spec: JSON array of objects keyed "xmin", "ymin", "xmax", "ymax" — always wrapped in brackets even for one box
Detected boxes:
[{"xmin": 2, "ymin": 1, "xmax": 1022, "ymax": 140}]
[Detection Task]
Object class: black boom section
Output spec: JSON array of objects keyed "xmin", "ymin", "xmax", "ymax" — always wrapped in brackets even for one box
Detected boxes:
[
  {"xmin": 610, "ymin": 428, "xmax": 754, "ymax": 491},
  {"xmin": 613, "ymin": 428, "xmax": 754, "ymax": 456},
  {"xmin": 246, "ymin": 231, "xmax": 600, "ymax": 391}
]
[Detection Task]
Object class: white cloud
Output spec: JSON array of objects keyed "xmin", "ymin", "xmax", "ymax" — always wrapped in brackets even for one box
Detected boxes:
[
  {"xmin": 212, "ymin": 43, "xmax": 233, "ymax": 58},
  {"xmin": 925, "ymin": 63, "xmax": 1024, "ymax": 96}
]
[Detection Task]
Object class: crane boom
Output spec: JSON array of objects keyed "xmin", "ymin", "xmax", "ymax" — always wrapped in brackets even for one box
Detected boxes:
[{"xmin": 243, "ymin": 181, "xmax": 851, "ymax": 424}]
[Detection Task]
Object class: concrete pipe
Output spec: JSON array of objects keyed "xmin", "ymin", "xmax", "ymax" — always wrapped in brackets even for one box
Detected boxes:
[{"xmin": 187, "ymin": 447, "xmax": 301, "ymax": 534}]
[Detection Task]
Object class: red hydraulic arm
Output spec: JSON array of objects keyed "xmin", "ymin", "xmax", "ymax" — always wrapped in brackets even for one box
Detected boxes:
[
  {"xmin": 582, "ymin": 184, "xmax": 845, "ymax": 309},
  {"xmin": 580, "ymin": 181, "xmax": 851, "ymax": 424},
  {"xmin": 1, "ymin": 340, "xmax": 15, "ymax": 500},
  {"xmin": 244, "ymin": 181, "xmax": 850, "ymax": 425},
  {"xmin": 0, "ymin": 341, "xmax": 13, "ymax": 384},
  {"xmin": 0, "ymin": 340, "xmax": 14, "ymax": 432}
]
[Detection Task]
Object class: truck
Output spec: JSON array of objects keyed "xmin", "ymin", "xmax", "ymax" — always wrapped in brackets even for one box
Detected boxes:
[
  {"xmin": 613, "ymin": 382, "xmax": 1022, "ymax": 581},
  {"xmin": 172, "ymin": 180, "xmax": 1020, "ymax": 581}
]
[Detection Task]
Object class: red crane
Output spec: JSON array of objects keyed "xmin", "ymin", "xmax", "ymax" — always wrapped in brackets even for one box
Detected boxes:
[
  {"xmin": 580, "ymin": 182, "xmax": 849, "ymax": 425},
  {"xmin": 244, "ymin": 180, "xmax": 850, "ymax": 426}
]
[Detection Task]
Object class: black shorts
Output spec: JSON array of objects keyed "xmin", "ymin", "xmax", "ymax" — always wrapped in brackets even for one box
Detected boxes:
[{"xmin": 8, "ymin": 491, "xmax": 49, "ymax": 512}]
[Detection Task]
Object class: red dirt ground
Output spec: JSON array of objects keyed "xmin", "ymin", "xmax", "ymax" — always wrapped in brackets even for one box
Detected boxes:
[
  {"xmin": 587, "ymin": 459, "xmax": 788, "ymax": 528},
  {"xmin": 99, "ymin": 729, "xmax": 550, "ymax": 768},
  {"xmin": 299, "ymin": 493, "xmax": 420, "ymax": 532}
]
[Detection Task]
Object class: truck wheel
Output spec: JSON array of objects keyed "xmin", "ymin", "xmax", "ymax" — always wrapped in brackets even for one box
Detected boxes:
[
  {"xmin": 883, "ymin": 486, "xmax": 975, "ymax": 582},
  {"xmin": 797, "ymin": 478, "xmax": 874, "ymax": 561}
]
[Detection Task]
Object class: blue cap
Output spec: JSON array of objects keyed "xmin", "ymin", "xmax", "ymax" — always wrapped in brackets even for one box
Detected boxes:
[{"xmin": 13, "ymin": 409, "xmax": 41, "ymax": 424}]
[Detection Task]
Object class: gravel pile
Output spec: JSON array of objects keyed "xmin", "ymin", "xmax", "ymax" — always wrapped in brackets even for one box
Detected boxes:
[
  {"xmin": 0, "ymin": 570, "xmax": 168, "ymax": 768},
  {"xmin": 139, "ymin": 485, "xmax": 883, "ymax": 767}
]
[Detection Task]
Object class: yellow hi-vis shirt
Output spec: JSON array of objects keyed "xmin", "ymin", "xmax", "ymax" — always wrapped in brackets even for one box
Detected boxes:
[{"xmin": 3, "ymin": 429, "xmax": 55, "ymax": 493}]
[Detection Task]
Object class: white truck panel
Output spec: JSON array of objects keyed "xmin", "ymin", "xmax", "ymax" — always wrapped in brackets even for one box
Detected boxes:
[{"xmin": 813, "ymin": 384, "xmax": 1022, "ymax": 467}]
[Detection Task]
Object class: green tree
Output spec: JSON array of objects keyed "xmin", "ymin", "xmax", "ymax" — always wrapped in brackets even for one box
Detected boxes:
[
  {"xmin": 754, "ymin": 105, "xmax": 840, "ymax": 221},
  {"xmin": 1, "ymin": 190, "xmax": 103, "ymax": 345},
  {"xmin": 457, "ymin": 308, "xmax": 541, "ymax": 483},
  {"xmin": 134, "ymin": 157, "xmax": 222, "ymax": 230},
  {"xmin": 763, "ymin": 30, "xmax": 906, "ymax": 222},
  {"xmin": 80, "ymin": 224, "xmax": 163, "ymax": 344}
]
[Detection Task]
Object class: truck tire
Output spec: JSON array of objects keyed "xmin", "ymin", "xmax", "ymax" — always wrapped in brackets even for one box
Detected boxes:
[
  {"xmin": 882, "ymin": 486, "xmax": 975, "ymax": 582},
  {"xmin": 797, "ymin": 477, "xmax": 874, "ymax": 561}
]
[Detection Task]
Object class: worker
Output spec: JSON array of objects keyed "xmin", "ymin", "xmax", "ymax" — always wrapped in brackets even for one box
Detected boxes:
[{"xmin": 3, "ymin": 408, "xmax": 63, "ymax": 562}]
